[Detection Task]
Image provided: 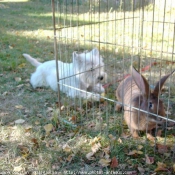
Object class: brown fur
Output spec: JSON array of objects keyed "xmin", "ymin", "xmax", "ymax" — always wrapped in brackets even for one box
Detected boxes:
[{"xmin": 116, "ymin": 66, "xmax": 174, "ymax": 137}]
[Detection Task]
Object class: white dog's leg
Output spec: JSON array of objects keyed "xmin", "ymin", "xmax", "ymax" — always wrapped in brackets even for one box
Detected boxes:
[{"xmin": 79, "ymin": 91, "xmax": 101, "ymax": 101}]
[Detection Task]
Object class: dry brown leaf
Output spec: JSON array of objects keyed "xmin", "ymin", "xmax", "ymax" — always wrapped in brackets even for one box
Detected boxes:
[
  {"xmin": 137, "ymin": 145, "xmax": 143, "ymax": 150},
  {"xmin": 146, "ymin": 133, "xmax": 155, "ymax": 141},
  {"xmin": 2, "ymin": 91, "xmax": 8, "ymax": 96},
  {"xmin": 88, "ymin": 123, "xmax": 95, "ymax": 129},
  {"xmin": 35, "ymin": 121, "xmax": 40, "ymax": 125},
  {"xmin": 157, "ymin": 144, "xmax": 168, "ymax": 154},
  {"xmin": 18, "ymin": 145, "xmax": 29, "ymax": 154},
  {"xmin": 110, "ymin": 157, "xmax": 118, "ymax": 168},
  {"xmin": 138, "ymin": 167, "xmax": 145, "ymax": 173},
  {"xmin": 102, "ymin": 146, "xmax": 110, "ymax": 159},
  {"xmin": 18, "ymin": 63, "xmax": 26, "ymax": 68},
  {"xmin": 18, "ymin": 145, "xmax": 29, "ymax": 158},
  {"xmin": 154, "ymin": 162, "xmax": 167, "ymax": 172},
  {"xmin": 62, "ymin": 144, "xmax": 71, "ymax": 153},
  {"xmin": 99, "ymin": 158, "xmax": 111, "ymax": 167},
  {"xmin": 117, "ymin": 138, "xmax": 123, "ymax": 143},
  {"xmin": 173, "ymin": 164, "xmax": 175, "ymax": 172},
  {"xmin": 91, "ymin": 143, "xmax": 101, "ymax": 153},
  {"xmin": 31, "ymin": 138, "xmax": 39, "ymax": 147},
  {"xmin": 103, "ymin": 146, "xmax": 110, "ymax": 154},
  {"xmin": 15, "ymin": 119, "xmax": 25, "ymax": 124},
  {"xmin": 15, "ymin": 105, "xmax": 24, "ymax": 109},
  {"xmin": 13, "ymin": 166, "xmax": 23, "ymax": 172},
  {"xmin": 15, "ymin": 77, "xmax": 21, "ymax": 82},
  {"xmin": 127, "ymin": 150, "xmax": 143, "ymax": 157},
  {"xmin": 145, "ymin": 154, "xmax": 154, "ymax": 164},
  {"xmin": 71, "ymin": 116, "xmax": 77, "ymax": 123},
  {"xmin": 90, "ymin": 137, "xmax": 101, "ymax": 145},
  {"xmin": 108, "ymin": 134, "xmax": 116, "ymax": 141},
  {"xmin": 67, "ymin": 154, "xmax": 74, "ymax": 162},
  {"xmin": 16, "ymin": 84, "xmax": 24, "ymax": 88},
  {"xmin": 86, "ymin": 152, "xmax": 95, "ymax": 160},
  {"xmin": 24, "ymin": 125, "xmax": 32, "ymax": 132},
  {"xmin": 44, "ymin": 123, "xmax": 53, "ymax": 135}
]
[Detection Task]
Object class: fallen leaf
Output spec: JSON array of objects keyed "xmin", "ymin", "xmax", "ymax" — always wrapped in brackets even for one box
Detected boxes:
[
  {"xmin": 2, "ymin": 91, "xmax": 8, "ymax": 96},
  {"xmin": 127, "ymin": 150, "xmax": 143, "ymax": 156},
  {"xmin": 137, "ymin": 145, "xmax": 143, "ymax": 150},
  {"xmin": 103, "ymin": 146, "xmax": 110, "ymax": 154},
  {"xmin": 146, "ymin": 133, "xmax": 155, "ymax": 141},
  {"xmin": 138, "ymin": 167, "xmax": 145, "ymax": 173},
  {"xmin": 102, "ymin": 146, "xmax": 110, "ymax": 159},
  {"xmin": 9, "ymin": 45, "xmax": 14, "ymax": 49},
  {"xmin": 15, "ymin": 105, "xmax": 24, "ymax": 109},
  {"xmin": 24, "ymin": 125, "xmax": 32, "ymax": 132},
  {"xmin": 108, "ymin": 134, "xmax": 116, "ymax": 141},
  {"xmin": 165, "ymin": 111, "xmax": 171, "ymax": 115},
  {"xmin": 76, "ymin": 107, "xmax": 84, "ymax": 113},
  {"xmin": 18, "ymin": 145, "xmax": 29, "ymax": 158},
  {"xmin": 15, "ymin": 119, "xmax": 25, "ymax": 124},
  {"xmin": 62, "ymin": 144, "xmax": 71, "ymax": 153},
  {"xmin": 13, "ymin": 166, "xmax": 23, "ymax": 172},
  {"xmin": 86, "ymin": 152, "xmax": 95, "ymax": 160},
  {"xmin": 157, "ymin": 144, "xmax": 168, "ymax": 154},
  {"xmin": 16, "ymin": 84, "xmax": 24, "ymax": 88},
  {"xmin": 35, "ymin": 121, "xmax": 40, "ymax": 125},
  {"xmin": 15, "ymin": 77, "xmax": 21, "ymax": 82},
  {"xmin": 18, "ymin": 63, "xmax": 26, "ymax": 68},
  {"xmin": 90, "ymin": 137, "xmax": 101, "ymax": 145},
  {"xmin": 99, "ymin": 158, "xmax": 111, "ymax": 167},
  {"xmin": 71, "ymin": 116, "xmax": 77, "ymax": 123},
  {"xmin": 18, "ymin": 145, "xmax": 29, "ymax": 154},
  {"xmin": 31, "ymin": 138, "xmax": 39, "ymax": 147},
  {"xmin": 117, "ymin": 138, "xmax": 123, "ymax": 143},
  {"xmin": 154, "ymin": 162, "xmax": 167, "ymax": 172},
  {"xmin": 110, "ymin": 157, "xmax": 118, "ymax": 168},
  {"xmin": 145, "ymin": 154, "xmax": 154, "ymax": 164},
  {"xmin": 91, "ymin": 143, "xmax": 101, "ymax": 153},
  {"xmin": 67, "ymin": 154, "xmax": 74, "ymax": 162},
  {"xmin": 44, "ymin": 123, "xmax": 53, "ymax": 135},
  {"xmin": 173, "ymin": 164, "xmax": 175, "ymax": 172}
]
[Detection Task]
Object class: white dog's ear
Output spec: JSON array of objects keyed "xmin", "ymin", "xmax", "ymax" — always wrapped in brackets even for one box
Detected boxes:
[
  {"xmin": 72, "ymin": 51, "xmax": 78, "ymax": 61},
  {"xmin": 91, "ymin": 48, "xmax": 99, "ymax": 56},
  {"xmin": 72, "ymin": 51, "xmax": 82, "ymax": 64}
]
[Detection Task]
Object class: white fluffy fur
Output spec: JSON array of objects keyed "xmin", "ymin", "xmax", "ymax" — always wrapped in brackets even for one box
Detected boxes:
[{"xmin": 23, "ymin": 48, "xmax": 107, "ymax": 100}]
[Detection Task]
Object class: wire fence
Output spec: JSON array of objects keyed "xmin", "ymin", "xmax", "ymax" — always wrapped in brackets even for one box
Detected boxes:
[{"xmin": 51, "ymin": 0, "xmax": 175, "ymax": 173}]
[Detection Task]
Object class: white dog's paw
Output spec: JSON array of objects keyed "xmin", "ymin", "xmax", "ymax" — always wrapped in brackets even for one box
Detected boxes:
[
  {"xmin": 80, "ymin": 92, "xmax": 100, "ymax": 101},
  {"xmin": 87, "ymin": 93, "xmax": 101, "ymax": 101}
]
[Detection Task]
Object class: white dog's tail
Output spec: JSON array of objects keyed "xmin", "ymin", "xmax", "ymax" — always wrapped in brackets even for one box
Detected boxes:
[{"xmin": 23, "ymin": 53, "xmax": 42, "ymax": 67}]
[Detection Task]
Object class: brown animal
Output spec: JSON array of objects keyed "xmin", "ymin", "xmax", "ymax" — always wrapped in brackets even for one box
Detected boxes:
[{"xmin": 116, "ymin": 66, "xmax": 174, "ymax": 138}]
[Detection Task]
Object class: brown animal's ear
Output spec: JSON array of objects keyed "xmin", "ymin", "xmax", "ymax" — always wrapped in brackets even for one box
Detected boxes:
[
  {"xmin": 153, "ymin": 70, "xmax": 175, "ymax": 97},
  {"xmin": 131, "ymin": 66, "xmax": 150, "ymax": 99}
]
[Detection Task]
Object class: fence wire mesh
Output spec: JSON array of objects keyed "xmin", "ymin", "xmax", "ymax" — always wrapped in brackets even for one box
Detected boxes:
[{"xmin": 51, "ymin": 0, "xmax": 175, "ymax": 173}]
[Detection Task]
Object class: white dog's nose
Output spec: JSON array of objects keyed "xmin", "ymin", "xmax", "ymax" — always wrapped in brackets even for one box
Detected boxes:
[{"xmin": 98, "ymin": 76, "xmax": 103, "ymax": 81}]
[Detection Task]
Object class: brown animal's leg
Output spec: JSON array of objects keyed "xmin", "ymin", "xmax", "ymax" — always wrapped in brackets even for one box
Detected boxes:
[
  {"xmin": 146, "ymin": 132, "xmax": 155, "ymax": 141},
  {"xmin": 130, "ymin": 128, "xmax": 139, "ymax": 138},
  {"xmin": 116, "ymin": 104, "xmax": 122, "ymax": 112}
]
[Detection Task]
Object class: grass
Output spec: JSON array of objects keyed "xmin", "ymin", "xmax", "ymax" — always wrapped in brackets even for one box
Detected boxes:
[{"xmin": 0, "ymin": 0, "xmax": 175, "ymax": 174}]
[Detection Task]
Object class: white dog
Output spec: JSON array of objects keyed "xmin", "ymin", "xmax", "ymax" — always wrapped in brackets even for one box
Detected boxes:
[{"xmin": 23, "ymin": 48, "xmax": 107, "ymax": 100}]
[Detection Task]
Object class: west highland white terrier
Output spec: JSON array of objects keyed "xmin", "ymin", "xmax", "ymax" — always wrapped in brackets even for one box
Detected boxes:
[{"xmin": 23, "ymin": 48, "xmax": 107, "ymax": 100}]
